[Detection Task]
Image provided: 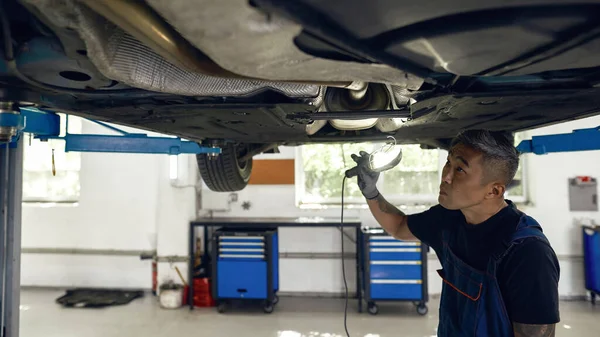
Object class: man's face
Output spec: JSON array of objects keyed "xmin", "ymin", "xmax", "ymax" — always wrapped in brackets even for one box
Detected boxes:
[{"xmin": 438, "ymin": 143, "xmax": 493, "ymax": 210}]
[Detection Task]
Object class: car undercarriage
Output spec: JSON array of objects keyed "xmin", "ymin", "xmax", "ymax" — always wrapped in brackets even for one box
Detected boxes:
[{"xmin": 2, "ymin": 0, "xmax": 600, "ymax": 190}]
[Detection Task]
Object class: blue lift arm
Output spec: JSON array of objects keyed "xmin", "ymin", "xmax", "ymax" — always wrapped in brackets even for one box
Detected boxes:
[
  {"xmin": 59, "ymin": 133, "xmax": 218, "ymax": 155},
  {"xmin": 11, "ymin": 107, "xmax": 596, "ymax": 156},
  {"xmin": 0, "ymin": 106, "xmax": 60, "ymax": 138},
  {"xmin": 3, "ymin": 107, "xmax": 220, "ymax": 155},
  {"xmin": 517, "ymin": 126, "xmax": 600, "ymax": 155}
]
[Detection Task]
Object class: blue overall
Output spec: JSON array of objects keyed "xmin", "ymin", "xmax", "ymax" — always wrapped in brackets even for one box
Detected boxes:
[{"xmin": 436, "ymin": 214, "xmax": 550, "ymax": 337}]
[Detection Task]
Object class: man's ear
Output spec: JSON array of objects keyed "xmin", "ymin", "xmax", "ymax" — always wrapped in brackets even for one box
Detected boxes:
[{"xmin": 485, "ymin": 182, "xmax": 506, "ymax": 199}]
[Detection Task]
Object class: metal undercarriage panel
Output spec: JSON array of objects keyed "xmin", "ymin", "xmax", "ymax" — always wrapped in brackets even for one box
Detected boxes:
[
  {"xmin": 3, "ymin": 0, "xmax": 600, "ymax": 148},
  {"xmin": 33, "ymin": 88, "xmax": 600, "ymax": 146},
  {"xmin": 20, "ymin": 0, "xmax": 323, "ymax": 97},
  {"xmin": 143, "ymin": 0, "xmax": 422, "ymax": 86}
]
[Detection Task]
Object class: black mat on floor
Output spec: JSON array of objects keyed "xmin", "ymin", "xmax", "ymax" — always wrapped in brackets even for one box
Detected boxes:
[{"xmin": 56, "ymin": 288, "xmax": 144, "ymax": 308}]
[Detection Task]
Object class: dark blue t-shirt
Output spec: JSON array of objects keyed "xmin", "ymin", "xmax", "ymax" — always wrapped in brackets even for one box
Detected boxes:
[{"xmin": 408, "ymin": 201, "xmax": 560, "ymax": 325}]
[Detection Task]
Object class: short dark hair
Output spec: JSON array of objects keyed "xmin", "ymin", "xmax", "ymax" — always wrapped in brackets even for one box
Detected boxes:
[{"xmin": 450, "ymin": 129, "xmax": 520, "ymax": 185}]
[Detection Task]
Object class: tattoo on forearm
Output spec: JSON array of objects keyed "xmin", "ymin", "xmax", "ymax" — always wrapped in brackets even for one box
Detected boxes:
[
  {"xmin": 513, "ymin": 323, "xmax": 555, "ymax": 337},
  {"xmin": 376, "ymin": 195, "xmax": 404, "ymax": 216}
]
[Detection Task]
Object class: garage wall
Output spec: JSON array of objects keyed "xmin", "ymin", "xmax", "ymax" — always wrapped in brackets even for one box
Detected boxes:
[
  {"xmin": 20, "ymin": 121, "xmax": 198, "ymax": 289},
  {"xmin": 519, "ymin": 115, "xmax": 600, "ymax": 298},
  {"xmin": 20, "ymin": 115, "xmax": 600, "ymax": 299},
  {"xmin": 202, "ymin": 115, "xmax": 600, "ymax": 298},
  {"xmin": 202, "ymin": 181, "xmax": 439, "ymax": 295}
]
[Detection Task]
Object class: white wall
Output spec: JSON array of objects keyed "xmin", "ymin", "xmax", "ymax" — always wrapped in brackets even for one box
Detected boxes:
[
  {"xmin": 21, "ymin": 115, "xmax": 600, "ymax": 300},
  {"xmin": 154, "ymin": 152, "xmax": 198, "ymax": 289},
  {"xmin": 202, "ymin": 116, "xmax": 600, "ymax": 298},
  {"xmin": 519, "ymin": 116, "xmax": 600, "ymax": 297},
  {"xmin": 20, "ymin": 121, "xmax": 197, "ymax": 289},
  {"xmin": 202, "ymin": 147, "xmax": 443, "ymax": 295}
]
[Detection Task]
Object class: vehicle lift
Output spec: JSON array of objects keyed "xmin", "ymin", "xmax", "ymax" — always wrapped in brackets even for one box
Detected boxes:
[
  {"xmin": 0, "ymin": 104, "xmax": 220, "ymax": 337},
  {"xmin": 0, "ymin": 102, "xmax": 599, "ymax": 336},
  {"xmin": 515, "ymin": 126, "xmax": 600, "ymax": 155}
]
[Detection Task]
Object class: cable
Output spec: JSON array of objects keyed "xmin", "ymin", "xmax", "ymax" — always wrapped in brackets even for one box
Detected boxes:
[{"xmin": 340, "ymin": 175, "xmax": 350, "ymax": 337}]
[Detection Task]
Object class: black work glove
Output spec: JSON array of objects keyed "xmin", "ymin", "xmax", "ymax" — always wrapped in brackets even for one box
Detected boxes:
[{"xmin": 351, "ymin": 151, "xmax": 380, "ymax": 200}]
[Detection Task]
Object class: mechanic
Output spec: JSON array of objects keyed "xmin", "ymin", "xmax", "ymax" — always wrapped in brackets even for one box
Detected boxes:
[{"xmin": 351, "ymin": 129, "xmax": 560, "ymax": 337}]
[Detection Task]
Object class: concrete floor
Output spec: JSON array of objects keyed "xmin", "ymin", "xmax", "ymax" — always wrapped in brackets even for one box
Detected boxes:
[{"xmin": 20, "ymin": 289, "xmax": 599, "ymax": 337}]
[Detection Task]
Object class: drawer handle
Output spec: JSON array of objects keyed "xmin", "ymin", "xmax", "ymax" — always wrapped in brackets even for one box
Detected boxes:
[
  {"xmin": 219, "ymin": 242, "xmax": 265, "ymax": 246},
  {"xmin": 370, "ymin": 248, "xmax": 421, "ymax": 252},
  {"xmin": 219, "ymin": 254, "xmax": 265, "ymax": 259},
  {"xmin": 220, "ymin": 236, "xmax": 264, "ymax": 240},
  {"xmin": 371, "ymin": 260, "xmax": 421, "ymax": 265},
  {"xmin": 371, "ymin": 279, "xmax": 422, "ymax": 284},
  {"xmin": 220, "ymin": 248, "xmax": 264, "ymax": 252},
  {"xmin": 370, "ymin": 242, "xmax": 420, "ymax": 247}
]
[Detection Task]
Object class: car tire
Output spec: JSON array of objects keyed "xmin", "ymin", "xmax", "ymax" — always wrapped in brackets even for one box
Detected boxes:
[{"xmin": 197, "ymin": 143, "xmax": 253, "ymax": 192}]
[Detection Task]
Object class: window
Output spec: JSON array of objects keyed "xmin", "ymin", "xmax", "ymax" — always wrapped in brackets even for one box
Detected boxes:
[
  {"xmin": 22, "ymin": 114, "xmax": 82, "ymax": 203},
  {"xmin": 506, "ymin": 132, "xmax": 527, "ymax": 202},
  {"xmin": 296, "ymin": 132, "xmax": 528, "ymax": 207},
  {"xmin": 296, "ymin": 143, "xmax": 443, "ymax": 207}
]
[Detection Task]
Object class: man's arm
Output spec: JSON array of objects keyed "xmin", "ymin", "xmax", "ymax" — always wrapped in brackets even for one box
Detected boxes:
[
  {"xmin": 513, "ymin": 323, "xmax": 555, "ymax": 337},
  {"xmin": 366, "ymin": 193, "xmax": 416, "ymax": 241}
]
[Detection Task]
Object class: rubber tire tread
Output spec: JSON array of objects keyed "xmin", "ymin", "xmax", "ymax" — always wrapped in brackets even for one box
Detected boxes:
[{"xmin": 196, "ymin": 144, "xmax": 252, "ymax": 192}]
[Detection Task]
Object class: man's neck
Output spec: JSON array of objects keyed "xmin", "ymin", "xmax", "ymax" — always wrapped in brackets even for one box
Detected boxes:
[{"xmin": 461, "ymin": 199, "xmax": 508, "ymax": 225}]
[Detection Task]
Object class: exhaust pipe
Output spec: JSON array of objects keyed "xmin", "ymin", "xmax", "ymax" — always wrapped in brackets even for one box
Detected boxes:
[{"xmin": 79, "ymin": 0, "xmax": 363, "ymax": 89}]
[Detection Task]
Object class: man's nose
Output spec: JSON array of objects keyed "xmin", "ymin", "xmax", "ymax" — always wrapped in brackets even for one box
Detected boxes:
[{"xmin": 442, "ymin": 169, "xmax": 452, "ymax": 184}]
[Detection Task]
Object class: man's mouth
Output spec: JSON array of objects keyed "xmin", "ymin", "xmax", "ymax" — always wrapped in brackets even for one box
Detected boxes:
[{"xmin": 439, "ymin": 185, "xmax": 448, "ymax": 195}]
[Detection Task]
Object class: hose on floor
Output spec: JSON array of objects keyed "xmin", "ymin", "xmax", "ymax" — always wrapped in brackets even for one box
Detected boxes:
[{"xmin": 340, "ymin": 176, "xmax": 350, "ymax": 337}]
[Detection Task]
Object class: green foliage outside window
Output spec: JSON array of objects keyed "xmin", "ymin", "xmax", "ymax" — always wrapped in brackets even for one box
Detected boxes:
[
  {"xmin": 299, "ymin": 131, "xmax": 527, "ymax": 205},
  {"xmin": 301, "ymin": 143, "xmax": 440, "ymax": 203}
]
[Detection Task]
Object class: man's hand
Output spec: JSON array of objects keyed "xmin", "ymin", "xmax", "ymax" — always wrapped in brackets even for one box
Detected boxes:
[
  {"xmin": 513, "ymin": 323, "xmax": 556, "ymax": 337},
  {"xmin": 352, "ymin": 151, "xmax": 414, "ymax": 241},
  {"xmin": 351, "ymin": 151, "xmax": 380, "ymax": 200}
]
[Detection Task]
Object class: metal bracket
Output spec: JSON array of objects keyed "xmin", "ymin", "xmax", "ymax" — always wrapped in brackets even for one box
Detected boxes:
[
  {"xmin": 517, "ymin": 126, "xmax": 600, "ymax": 155},
  {"xmin": 286, "ymin": 108, "xmax": 411, "ymax": 124},
  {"xmin": 0, "ymin": 105, "xmax": 60, "ymax": 142},
  {"xmin": 1, "ymin": 107, "xmax": 220, "ymax": 155}
]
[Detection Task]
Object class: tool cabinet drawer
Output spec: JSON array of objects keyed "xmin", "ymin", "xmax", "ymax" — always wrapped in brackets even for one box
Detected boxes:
[
  {"xmin": 218, "ymin": 236, "xmax": 266, "ymax": 260},
  {"xmin": 219, "ymin": 236, "xmax": 264, "ymax": 246},
  {"xmin": 217, "ymin": 260, "xmax": 267, "ymax": 299},
  {"xmin": 218, "ymin": 236, "xmax": 265, "ymax": 260},
  {"xmin": 218, "ymin": 250, "xmax": 265, "ymax": 260},
  {"xmin": 370, "ymin": 262, "xmax": 422, "ymax": 279},
  {"xmin": 369, "ymin": 237, "xmax": 420, "ymax": 245},
  {"xmin": 369, "ymin": 281, "xmax": 423, "ymax": 300},
  {"xmin": 369, "ymin": 247, "xmax": 421, "ymax": 261}
]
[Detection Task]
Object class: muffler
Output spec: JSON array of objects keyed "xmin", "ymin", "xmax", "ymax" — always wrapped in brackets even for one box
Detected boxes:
[{"xmin": 325, "ymin": 83, "xmax": 391, "ymax": 131}]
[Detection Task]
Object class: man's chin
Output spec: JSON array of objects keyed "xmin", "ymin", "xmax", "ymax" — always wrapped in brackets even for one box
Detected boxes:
[{"xmin": 438, "ymin": 195, "xmax": 455, "ymax": 210}]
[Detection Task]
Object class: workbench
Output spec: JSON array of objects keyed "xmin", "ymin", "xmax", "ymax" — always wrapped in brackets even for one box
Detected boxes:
[{"xmin": 188, "ymin": 217, "xmax": 364, "ymax": 311}]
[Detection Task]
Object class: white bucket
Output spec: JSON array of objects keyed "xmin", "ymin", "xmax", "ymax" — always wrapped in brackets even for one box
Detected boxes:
[{"xmin": 159, "ymin": 288, "xmax": 183, "ymax": 309}]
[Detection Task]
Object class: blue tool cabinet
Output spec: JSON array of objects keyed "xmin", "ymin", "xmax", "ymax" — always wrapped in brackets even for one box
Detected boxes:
[
  {"xmin": 359, "ymin": 227, "xmax": 428, "ymax": 315},
  {"xmin": 211, "ymin": 227, "xmax": 279, "ymax": 313},
  {"xmin": 583, "ymin": 225, "xmax": 600, "ymax": 305}
]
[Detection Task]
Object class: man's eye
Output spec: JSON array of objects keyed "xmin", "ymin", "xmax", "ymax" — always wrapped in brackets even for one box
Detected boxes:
[{"xmin": 456, "ymin": 167, "xmax": 464, "ymax": 173}]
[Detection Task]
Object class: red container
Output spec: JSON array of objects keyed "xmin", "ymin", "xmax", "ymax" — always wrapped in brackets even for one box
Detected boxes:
[
  {"xmin": 183, "ymin": 278, "xmax": 215, "ymax": 307},
  {"xmin": 193, "ymin": 278, "xmax": 211, "ymax": 293},
  {"xmin": 151, "ymin": 261, "xmax": 157, "ymax": 296}
]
